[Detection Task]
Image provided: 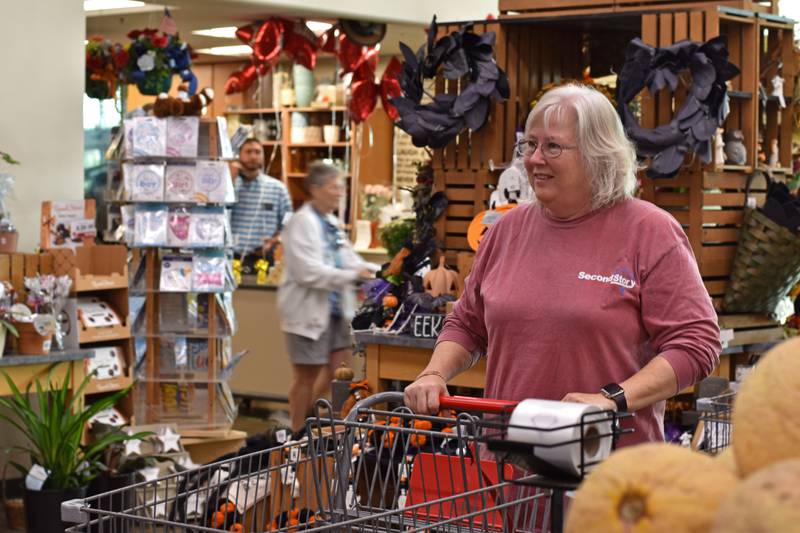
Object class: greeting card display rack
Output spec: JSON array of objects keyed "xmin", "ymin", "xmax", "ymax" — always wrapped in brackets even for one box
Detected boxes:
[{"xmin": 110, "ymin": 115, "xmax": 241, "ymax": 431}]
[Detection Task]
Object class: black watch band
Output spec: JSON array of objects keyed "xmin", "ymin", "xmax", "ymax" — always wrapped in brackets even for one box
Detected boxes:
[{"xmin": 600, "ymin": 383, "xmax": 627, "ymax": 412}]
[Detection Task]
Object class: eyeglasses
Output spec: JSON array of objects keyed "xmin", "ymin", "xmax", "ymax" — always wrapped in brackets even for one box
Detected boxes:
[{"xmin": 514, "ymin": 139, "xmax": 578, "ymax": 159}]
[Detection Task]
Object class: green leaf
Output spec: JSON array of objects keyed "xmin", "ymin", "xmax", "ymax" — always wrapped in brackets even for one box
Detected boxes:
[{"xmin": 1, "ymin": 151, "xmax": 20, "ymax": 165}]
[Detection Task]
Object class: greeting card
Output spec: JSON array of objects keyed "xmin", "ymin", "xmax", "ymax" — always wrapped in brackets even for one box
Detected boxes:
[
  {"xmin": 165, "ymin": 164, "xmax": 196, "ymax": 202},
  {"xmin": 166, "ymin": 117, "xmax": 199, "ymax": 158}
]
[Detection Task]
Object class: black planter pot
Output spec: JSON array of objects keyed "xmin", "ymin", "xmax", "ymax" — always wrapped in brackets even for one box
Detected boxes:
[
  {"xmin": 87, "ymin": 472, "xmax": 136, "ymax": 533},
  {"xmin": 23, "ymin": 485, "xmax": 87, "ymax": 533}
]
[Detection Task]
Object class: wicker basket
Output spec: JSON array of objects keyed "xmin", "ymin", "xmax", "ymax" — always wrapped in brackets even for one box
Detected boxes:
[{"xmin": 723, "ymin": 177, "xmax": 800, "ymax": 315}]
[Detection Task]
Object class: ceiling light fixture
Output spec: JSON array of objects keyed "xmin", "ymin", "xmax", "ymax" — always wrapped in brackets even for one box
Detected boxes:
[
  {"xmin": 192, "ymin": 26, "xmax": 239, "ymax": 39},
  {"xmin": 83, "ymin": 0, "xmax": 145, "ymax": 11},
  {"xmin": 306, "ymin": 21, "xmax": 333, "ymax": 34},
  {"xmin": 195, "ymin": 45, "xmax": 253, "ymax": 56}
]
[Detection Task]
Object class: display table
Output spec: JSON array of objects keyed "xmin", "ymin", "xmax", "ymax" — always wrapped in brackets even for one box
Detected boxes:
[
  {"xmin": 0, "ymin": 350, "xmax": 94, "ymax": 396},
  {"xmin": 354, "ymin": 331, "xmax": 486, "ymax": 393},
  {"xmin": 355, "ymin": 321, "xmax": 783, "ymax": 396},
  {"xmin": 230, "ymin": 279, "xmax": 292, "ymax": 402}
]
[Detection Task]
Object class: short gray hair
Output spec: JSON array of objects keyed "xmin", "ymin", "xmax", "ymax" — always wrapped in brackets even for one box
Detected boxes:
[
  {"xmin": 303, "ymin": 161, "xmax": 343, "ymax": 192},
  {"xmin": 525, "ymin": 84, "xmax": 638, "ymax": 209}
]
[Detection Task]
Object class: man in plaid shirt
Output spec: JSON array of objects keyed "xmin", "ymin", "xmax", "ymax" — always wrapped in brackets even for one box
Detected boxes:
[{"xmin": 231, "ymin": 139, "xmax": 293, "ymax": 257}]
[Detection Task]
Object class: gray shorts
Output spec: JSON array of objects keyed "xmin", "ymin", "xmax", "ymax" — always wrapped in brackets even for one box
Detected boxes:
[{"xmin": 285, "ymin": 315, "xmax": 353, "ymax": 365}]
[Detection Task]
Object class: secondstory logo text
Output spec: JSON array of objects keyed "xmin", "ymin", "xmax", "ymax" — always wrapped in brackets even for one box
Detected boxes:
[{"xmin": 577, "ymin": 271, "xmax": 636, "ymax": 289}]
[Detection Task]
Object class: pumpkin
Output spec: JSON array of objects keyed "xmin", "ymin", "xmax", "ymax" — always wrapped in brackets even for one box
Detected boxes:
[
  {"xmin": 731, "ymin": 337, "xmax": 800, "ymax": 477},
  {"xmin": 334, "ymin": 363, "xmax": 354, "ymax": 382},
  {"xmin": 382, "ymin": 294, "xmax": 399, "ymax": 308},
  {"xmin": 422, "ymin": 256, "xmax": 459, "ymax": 297},
  {"xmin": 565, "ymin": 443, "xmax": 737, "ymax": 533},
  {"xmin": 712, "ymin": 458, "xmax": 800, "ymax": 532}
]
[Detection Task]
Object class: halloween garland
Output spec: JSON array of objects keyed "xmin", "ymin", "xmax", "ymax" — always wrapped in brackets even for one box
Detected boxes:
[
  {"xmin": 616, "ymin": 36, "xmax": 740, "ymax": 178},
  {"xmin": 392, "ymin": 17, "xmax": 510, "ymax": 149}
]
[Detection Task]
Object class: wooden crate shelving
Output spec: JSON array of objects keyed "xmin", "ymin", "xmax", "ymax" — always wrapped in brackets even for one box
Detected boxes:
[{"xmin": 436, "ymin": 2, "xmax": 792, "ymax": 348}]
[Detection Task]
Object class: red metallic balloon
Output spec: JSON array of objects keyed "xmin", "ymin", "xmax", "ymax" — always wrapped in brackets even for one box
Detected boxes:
[
  {"xmin": 349, "ymin": 77, "xmax": 378, "ymax": 123},
  {"xmin": 252, "ymin": 20, "xmax": 282, "ymax": 64},
  {"xmin": 224, "ymin": 63, "xmax": 258, "ymax": 95},
  {"xmin": 318, "ymin": 27, "xmax": 338, "ymax": 53},
  {"xmin": 380, "ymin": 57, "xmax": 403, "ymax": 120},
  {"xmin": 235, "ymin": 24, "xmax": 255, "ymax": 44},
  {"xmin": 281, "ymin": 18, "xmax": 319, "ymax": 70}
]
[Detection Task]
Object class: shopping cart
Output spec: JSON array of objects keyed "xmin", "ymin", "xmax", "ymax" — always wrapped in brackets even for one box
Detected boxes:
[
  {"xmin": 63, "ymin": 392, "xmax": 630, "ymax": 533},
  {"xmin": 696, "ymin": 391, "xmax": 736, "ymax": 454}
]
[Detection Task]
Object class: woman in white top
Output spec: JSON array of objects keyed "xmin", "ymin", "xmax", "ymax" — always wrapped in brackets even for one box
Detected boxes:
[{"xmin": 278, "ymin": 162, "xmax": 377, "ymax": 434}]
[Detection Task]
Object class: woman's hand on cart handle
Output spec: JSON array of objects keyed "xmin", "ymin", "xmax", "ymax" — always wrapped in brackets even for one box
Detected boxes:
[
  {"xmin": 404, "ymin": 372, "xmax": 449, "ymax": 414},
  {"xmin": 562, "ymin": 392, "xmax": 617, "ymax": 412}
]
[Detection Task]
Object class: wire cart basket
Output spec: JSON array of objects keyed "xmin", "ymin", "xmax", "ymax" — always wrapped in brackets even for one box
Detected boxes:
[
  {"xmin": 696, "ymin": 391, "xmax": 736, "ymax": 454},
  {"xmin": 63, "ymin": 392, "xmax": 631, "ymax": 533}
]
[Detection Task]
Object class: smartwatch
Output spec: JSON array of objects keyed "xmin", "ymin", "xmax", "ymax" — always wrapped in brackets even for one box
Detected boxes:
[{"xmin": 600, "ymin": 383, "xmax": 627, "ymax": 412}]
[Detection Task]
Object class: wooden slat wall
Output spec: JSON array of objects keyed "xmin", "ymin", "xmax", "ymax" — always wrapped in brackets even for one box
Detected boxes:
[
  {"xmin": 435, "ymin": 23, "xmax": 583, "ymax": 253},
  {"xmin": 498, "ymin": 0, "xmax": 779, "ymax": 16},
  {"xmin": 0, "ymin": 252, "xmax": 55, "ymax": 306},
  {"xmin": 638, "ymin": 8, "xmax": 795, "ymax": 313}
]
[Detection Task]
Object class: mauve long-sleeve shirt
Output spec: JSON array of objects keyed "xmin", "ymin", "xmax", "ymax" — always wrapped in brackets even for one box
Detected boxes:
[{"xmin": 438, "ymin": 198, "xmax": 721, "ymax": 445}]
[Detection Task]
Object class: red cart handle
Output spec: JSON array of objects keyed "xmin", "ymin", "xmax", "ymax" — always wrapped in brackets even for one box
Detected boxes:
[{"xmin": 438, "ymin": 395, "xmax": 519, "ymax": 413}]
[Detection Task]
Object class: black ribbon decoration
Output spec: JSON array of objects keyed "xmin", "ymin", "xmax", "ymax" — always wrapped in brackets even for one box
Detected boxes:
[
  {"xmin": 392, "ymin": 17, "xmax": 510, "ymax": 149},
  {"xmin": 616, "ymin": 36, "xmax": 740, "ymax": 178}
]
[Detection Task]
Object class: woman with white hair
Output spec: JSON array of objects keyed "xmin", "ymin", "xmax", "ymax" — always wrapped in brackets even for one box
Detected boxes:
[
  {"xmin": 279, "ymin": 162, "xmax": 378, "ymax": 435},
  {"xmin": 404, "ymin": 84, "xmax": 721, "ymax": 446}
]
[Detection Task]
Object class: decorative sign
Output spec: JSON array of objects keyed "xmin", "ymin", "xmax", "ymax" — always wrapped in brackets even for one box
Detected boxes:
[
  {"xmin": 410, "ymin": 313, "xmax": 445, "ymax": 338},
  {"xmin": 40, "ymin": 199, "xmax": 97, "ymax": 250},
  {"xmin": 393, "ymin": 129, "xmax": 428, "ymax": 192}
]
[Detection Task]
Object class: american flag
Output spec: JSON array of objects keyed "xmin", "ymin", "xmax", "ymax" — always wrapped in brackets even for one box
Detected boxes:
[{"xmin": 159, "ymin": 7, "xmax": 178, "ymax": 36}]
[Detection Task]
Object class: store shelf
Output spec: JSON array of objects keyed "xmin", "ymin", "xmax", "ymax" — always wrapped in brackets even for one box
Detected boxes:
[
  {"xmin": 285, "ymin": 106, "xmax": 347, "ymax": 113},
  {"xmin": 225, "ymin": 107, "xmax": 277, "ymax": 114},
  {"xmin": 0, "ymin": 350, "xmax": 95, "ymax": 367},
  {"xmin": 84, "ymin": 374, "xmax": 134, "ymax": 395},
  {"xmin": 286, "ymin": 171, "xmax": 351, "ymax": 178},
  {"xmin": 728, "ymin": 91, "xmax": 752, "ymax": 99},
  {"xmin": 720, "ymin": 164, "xmax": 753, "ymax": 173},
  {"xmin": 766, "ymin": 166, "xmax": 793, "ymax": 174},
  {"xmin": 75, "ymin": 274, "xmax": 128, "ymax": 293},
  {"xmin": 288, "ymin": 142, "xmax": 349, "ymax": 148},
  {"xmin": 79, "ymin": 323, "xmax": 132, "ymax": 344},
  {"xmin": 226, "ymin": 106, "xmax": 346, "ymax": 114}
]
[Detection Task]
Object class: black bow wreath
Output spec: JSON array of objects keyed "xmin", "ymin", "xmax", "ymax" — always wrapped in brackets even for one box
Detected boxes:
[
  {"xmin": 616, "ymin": 36, "xmax": 740, "ymax": 178},
  {"xmin": 392, "ymin": 17, "xmax": 510, "ymax": 148}
]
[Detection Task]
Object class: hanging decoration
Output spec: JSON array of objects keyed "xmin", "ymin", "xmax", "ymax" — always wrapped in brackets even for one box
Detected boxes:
[
  {"xmin": 124, "ymin": 28, "xmax": 197, "ymax": 96},
  {"xmin": 391, "ymin": 17, "xmax": 510, "ymax": 148},
  {"xmin": 85, "ymin": 37, "xmax": 129, "ymax": 100},
  {"xmin": 224, "ymin": 17, "xmax": 320, "ymax": 96},
  {"xmin": 616, "ymin": 36, "xmax": 740, "ymax": 179},
  {"xmin": 224, "ymin": 19, "xmax": 402, "ymax": 123},
  {"xmin": 349, "ymin": 56, "xmax": 404, "ymax": 122}
]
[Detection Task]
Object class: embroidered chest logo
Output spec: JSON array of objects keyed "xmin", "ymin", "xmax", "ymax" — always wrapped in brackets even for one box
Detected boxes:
[{"xmin": 578, "ymin": 267, "xmax": 637, "ymax": 294}]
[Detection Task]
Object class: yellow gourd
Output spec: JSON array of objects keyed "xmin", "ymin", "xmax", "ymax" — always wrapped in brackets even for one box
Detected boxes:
[
  {"xmin": 731, "ymin": 337, "xmax": 800, "ymax": 477},
  {"xmin": 712, "ymin": 458, "xmax": 800, "ymax": 532},
  {"xmin": 334, "ymin": 363, "xmax": 354, "ymax": 382},
  {"xmin": 565, "ymin": 443, "xmax": 737, "ymax": 533},
  {"xmin": 422, "ymin": 256, "xmax": 458, "ymax": 297}
]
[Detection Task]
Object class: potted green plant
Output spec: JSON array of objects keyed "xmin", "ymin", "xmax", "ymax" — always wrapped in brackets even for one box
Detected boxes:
[
  {"xmin": 0, "ymin": 368, "xmax": 148, "ymax": 533},
  {"xmin": 379, "ymin": 219, "xmax": 415, "ymax": 257}
]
